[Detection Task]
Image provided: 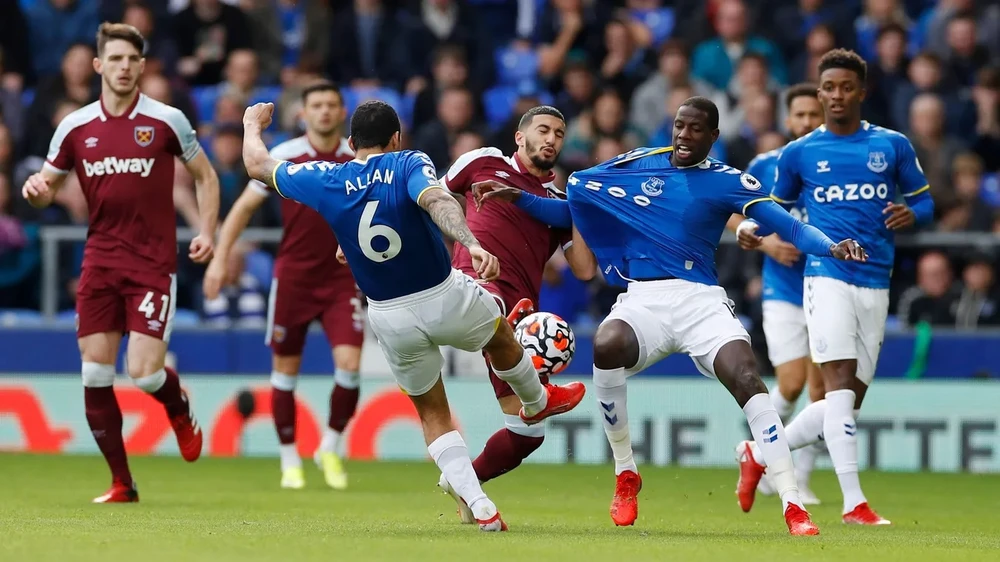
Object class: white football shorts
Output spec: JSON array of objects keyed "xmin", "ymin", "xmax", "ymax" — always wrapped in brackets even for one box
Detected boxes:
[
  {"xmin": 761, "ymin": 299, "xmax": 810, "ymax": 367},
  {"xmin": 803, "ymin": 276, "xmax": 889, "ymax": 385},
  {"xmin": 366, "ymin": 269, "xmax": 502, "ymax": 396},
  {"xmin": 603, "ymin": 279, "xmax": 750, "ymax": 378}
]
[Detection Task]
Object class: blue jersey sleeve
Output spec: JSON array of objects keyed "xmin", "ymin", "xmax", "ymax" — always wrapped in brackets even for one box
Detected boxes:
[
  {"xmin": 722, "ymin": 169, "xmax": 774, "ymax": 216},
  {"xmin": 771, "ymin": 142, "xmax": 803, "ymax": 206},
  {"xmin": 272, "ymin": 160, "xmax": 329, "ymax": 211},
  {"xmin": 746, "ymin": 200, "xmax": 835, "ymax": 257},
  {"xmin": 404, "ymin": 151, "xmax": 443, "ymax": 204},
  {"xmin": 894, "ymin": 136, "xmax": 935, "ymax": 226},
  {"xmin": 515, "ymin": 192, "xmax": 572, "ymax": 228}
]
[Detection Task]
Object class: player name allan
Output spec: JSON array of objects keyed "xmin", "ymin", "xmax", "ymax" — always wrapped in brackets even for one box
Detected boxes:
[{"xmin": 287, "ymin": 161, "xmax": 396, "ymax": 194}]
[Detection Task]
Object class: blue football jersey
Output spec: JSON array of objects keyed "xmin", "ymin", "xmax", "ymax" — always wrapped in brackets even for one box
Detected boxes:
[
  {"xmin": 771, "ymin": 122, "xmax": 930, "ymax": 289},
  {"xmin": 271, "ymin": 150, "xmax": 452, "ymax": 301},
  {"xmin": 567, "ymin": 147, "xmax": 771, "ymax": 287},
  {"xmin": 747, "ymin": 149, "xmax": 807, "ymax": 306}
]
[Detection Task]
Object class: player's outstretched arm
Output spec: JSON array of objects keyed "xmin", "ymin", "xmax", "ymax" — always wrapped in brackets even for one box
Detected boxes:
[
  {"xmin": 21, "ymin": 168, "xmax": 67, "ymax": 209},
  {"xmin": 203, "ymin": 186, "xmax": 268, "ymax": 299},
  {"xmin": 744, "ymin": 200, "xmax": 841, "ymax": 258},
  {"xmin": 472, "ymin": 180, "xmax": 573, "ymax": 229}
]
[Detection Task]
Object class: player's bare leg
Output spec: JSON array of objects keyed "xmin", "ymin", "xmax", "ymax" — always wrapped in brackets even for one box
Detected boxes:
[
  {"xmin": 712, "ymin": 341, "xmax": 819, "ymax": 536},
  {"xmin": 821, "ymin": 359, "xmax": 889, "ymax": 525},
  {"xmin": 592, "ymin": 319, "xmax": 642, "ymax": 527},
  {"xmin": 126, "ymin": 333, "xmax": 202, "ymax": 463},
  {"xmin": 271, "ymin": 353, "xmax": 306, "ymax": 489},
  {"xmin": 80, "ymin": 332, "xmax": 137, "ymax": 503},
  {"xmin": 314, "ymin": 344, "xmax": 362, "ymax": 490},
  {"xmin": 416, "ymin": 376, "xmax": 506, "ymax": 531},
  {"xmin": 483, "ymin": 319, "xmax": 586, "ymax": 425}
]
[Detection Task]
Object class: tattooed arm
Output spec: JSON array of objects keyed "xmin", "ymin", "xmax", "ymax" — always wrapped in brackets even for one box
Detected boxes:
[{"xmin": 417, "ymin": 186, "xmax": 480, "ymax": 249}]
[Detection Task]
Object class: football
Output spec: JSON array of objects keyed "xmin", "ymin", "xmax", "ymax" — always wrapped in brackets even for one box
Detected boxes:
[{"xmin": 514, "ymin": 312, "xmax": 576, "ymax": 376}]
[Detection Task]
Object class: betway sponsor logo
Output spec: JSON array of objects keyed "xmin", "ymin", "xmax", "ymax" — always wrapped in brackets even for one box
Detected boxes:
[{"xmin": 82, "ymin": 157, "xmax": 155, "ymax": 178}]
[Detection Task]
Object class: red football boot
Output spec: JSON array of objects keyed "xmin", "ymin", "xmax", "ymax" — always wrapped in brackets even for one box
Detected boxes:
[
  {"xmin": 477, "ymin": 511, "xmax": 509, "ymax": 532},
  {"xmin": 735, "ymin": 440, "xmax": 766, "ymax": 512},
  {"xmin": 843, "ymin": 502, "xmax": 891, "ymax": 525},
  {"xmin": 784, "ymin": 503, "xmax": 821, "ymax": 536},
  {"xmin": 169, "ymin": 390, "xmax": 203, "ymax": 462},
  {"xmin": 610, "ymin": 470, "xmax": 642, "ymax": 526},
  {"xmin": 506, "ymin": 298, "xmax": 535, "ymax": 329},
  {"xmin": 93, "ymin": 480, "xmax": 139, "ymax": 504},
  {"xmin": 519, "ymin": 382, "xmax": 586, "ymax": 425}
]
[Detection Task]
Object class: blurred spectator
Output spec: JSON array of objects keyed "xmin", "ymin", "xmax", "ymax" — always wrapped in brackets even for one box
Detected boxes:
[
  {"xmin": 897, "ymin": 250, "xmax": 959, "ymax": 326},
  {"xmin": 240, "ymin": 0, "xmax": 331, "ymax": 84},
  {"xmin": 555, "ymin": 61, "xmax": 596, "ymax": 122},
  {"xmin": 448, "ymin": 130, "xmax": 487, "ymax": 167},
  {"xmin": 755, "ymin": 131, "xmax": 787, "ymax": 156},
  {"xmin": 955, "ymin": 250, "xmax": 1000, "ymax": 328},
  {"xmin": 854, "ymin": 0, "xmax": 911, "ymax": 63},
  {"xmin": 950, "ymin": 152, "xmax": 994, "ymax": 231},
  {"xmin": 789, "ymin": 23, "xmax": 836, "ymax": 84},
  {"xmin": 0, "ymin": 54, "xmax": 24, "ymax": 146},
  {"xmin": 971, "ymin": 66, "xmax": 1000, "ymax": 172},
  {"xmin": 139, "ymin": 72, "xmax": 198, "ymax": 126},
  {"xmin": 327, "ymin": 0, "xmax": 403, "ymax": 90},
  {"xmin": 411, "ymin": 45, "xmax": 473, "ymax": 132},
  {"xmin": 891, "ymin": 51, "xmax": 974, "ymax": 136},
  {"xmin": 122, "ymin": 1, "xmax": 179, "ymax": 78},
  {"xmin": 914, "ymin": 0, "xmax": 1000, "ymax": 60},
  {"xmin": 412, "ymin": 86, "xmax": 482, "ymax": 169},
  {"xmin": 396, "ymin": 0, "xmax": 495, "ymax": 94},
  {"xmin": 539, "ymin": 249, "xmax": 589, "ymax": 323},
  {"xmin": 865, "ymin": 23, "xmax": 911, "ymax": 126},
  {"xmin": 726, "ymin": 91, "xmax": 776, "ymax": 169},
  {"xmin": 629, "ymin": 40, "xmax": 717, "ymax": 140},
  {"xmin": 0, "ymin": 0, "xmax": 30, "ymax": 90},
  {"xmin": 941, "ymin": 11, "xmax": 990, "ymax": 87},
  {"xmin": 727, "ymin": 52, "xmax": 778, "ymax": 102},
  {"xmin": 218, "ymin": 49, "xmax": 260, "ymax": 103},
  {"xmin": 535, "ymin": 0, "xmax": 611, "ymax": 80},
  {"xmin": 908, "ymin": 93, "xmax": 965, "ymax": 198},
  {"xmin": 211, "ymin": 123, "xmax": 251, "ymax": 216},
  {"xmin": 174, "ymin": 0, "xmax": 252, "ymax": 85},
  {"xmin": 773, "ymin": 0, "xmax": 853, "ymax": 63},
  {"xmin": 25, "ymin": 0, "xmax": 100, "ymax": 80},
  {"xmin": 201, "ymin": 240, "xmax": 267, "ymax": 327},
  {"xmin": 562, "ymin": 89, "xmax": 641, "ymax": 170},
  {"xmin": 598, "ymin": 18, "xmax": 653, "ymax": 101},
  {"xmin": 0, "ymin": 172, "xmax": 37, "ymax": 309},
  {"xmin": 24, "ymin": 44, "xmax": 99, "ymax": 159},
  {"xmin": 691, "ymin": 0, "xmax": 788, "ymax": 91}
]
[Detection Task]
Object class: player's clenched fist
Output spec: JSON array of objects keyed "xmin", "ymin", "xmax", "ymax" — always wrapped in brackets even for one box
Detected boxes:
[
  {"xmin": 189, "ymin": 232, "xmax": 214, "ymax": 263},
  {"xmin": 469, "ymin": 245, "xmax": 500, "ymax": 282},
  {"xmin": 830, "ymin": 239, "xmax": 867, "ymax": 262},
  {"xmin": 243, "ymin": 102, "xmax": 275, "ymax": 131},
  {"xmin": 335, "ymin": 245, "xmax": 347, "ymax": 265},
  {"xmin": 22, "ymin": 173, "xmax": 52, "ymax": 208},
  {"xmin": 471, "ymin": 179, "xmax": 520, "ymax": 210}
]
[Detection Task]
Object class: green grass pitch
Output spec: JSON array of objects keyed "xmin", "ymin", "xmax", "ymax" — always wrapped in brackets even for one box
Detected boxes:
[{"xmin": 1, "ymin": 454, "xmax": 997, "ymax": 562}]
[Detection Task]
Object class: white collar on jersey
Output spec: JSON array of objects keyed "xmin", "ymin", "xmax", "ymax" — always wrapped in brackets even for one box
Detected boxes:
[
  {"xmin": 818, "ymin": 121, "xmax": 870, "ymax": 134},
  {"xmin": 352, "ymin": 152, "xmax": 386, "ymax": 164}
]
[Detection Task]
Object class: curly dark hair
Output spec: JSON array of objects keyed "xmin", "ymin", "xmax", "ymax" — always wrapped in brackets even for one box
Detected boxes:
[{"xmin": 818, "ymin": 48, "xmax": 867, "ymax": 84}]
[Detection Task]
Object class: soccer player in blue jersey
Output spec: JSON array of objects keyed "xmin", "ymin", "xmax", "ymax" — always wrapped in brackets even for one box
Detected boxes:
[
  {"xmin": 733, "ymin": 49, "xmax": 935, "ymax": 526},
  {"xmin": 240, "ymin": 100, "xmax": 586, "ymax": 532},
  {"xmin": 475, "ymin": 96, "xmax": 869, "ymax": 536},
  {"xmin": 728, "ymin": 83, "xmax": 828, "ymax": 505}
]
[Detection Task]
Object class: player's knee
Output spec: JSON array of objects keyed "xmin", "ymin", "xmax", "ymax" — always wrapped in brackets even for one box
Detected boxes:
[{"xmin": 593, "ymin": 320, "xmax": 638, "ymax": 370}]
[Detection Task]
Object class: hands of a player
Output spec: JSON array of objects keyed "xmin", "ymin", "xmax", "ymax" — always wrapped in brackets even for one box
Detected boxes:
[
  {"xmin": 760, "ymin": 235, "xmax": 801, "ymax": 267},
  {"xmin": 830, "ymin": 239, "xmax": 868, "ymax": 262},
  {"xmin": 202, "ymin": 257, "xmax": 225, "ymax": 300},
  {"xmin": 735, "ymin": 220, "xmax": 764, "ymax": 250},
  {"xmin": 468, "ymin": 245, "xmax": 500, "ymax": 282},
  {"xmin": 471, "ymin": 180, "xmax": 520, "ymax": 210},
  {"xmin": 336, "ymin": 245, "xmax": 347, "ymax": 265},
  {"xmin": 243, "ymin": 102, "xmax": 274, "ymax": 132},
  {"xmin": 883, "ymin": 202, "xmax": 916, "ymax": 230},
  {"xmin": 189, "ymin": 233, "xmax": 214, "ymax": 263},
  {"xmin": 21, "ymin": 173, "xmax": 52, "ymax": 207}
]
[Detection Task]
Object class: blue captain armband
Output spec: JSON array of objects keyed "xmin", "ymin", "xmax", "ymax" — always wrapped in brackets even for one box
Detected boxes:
[{"xmin": 514, "ymin": 191, "xmax": 573, "ymax": 229}]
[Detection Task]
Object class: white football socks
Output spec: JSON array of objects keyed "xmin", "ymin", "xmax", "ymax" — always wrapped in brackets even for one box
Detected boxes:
[
  {"xmin": 769, "ymin": 384, "xmax": 795, "ymax": 422},
  {"xmin": 796, "ymin": 442, "xmax": 823, "ymax": 487},
  {"xmin": 319, "ymin": 428, "xmax": 341, "ymax": 455},
  {"xmin": 744, "ymin": 393, "xmax": 801, "ymax": 510},
  {"xmin": 785, "ymin": 399, "xmax": 827, "ymax": 450},
  {"xmin": 428, "ymin": 431, "xmax": 496, "ymax": 521},
  {"xmin": 824, "ymin": 389, "xmax": 866, "ymax": 513},
  {"xmin": 279, "ymin": 444, "xmax": 301, "ymax": 471},
  {"xmin": 594, "ymin": 367, "xmax": 637, "ymax": 476},
  {"xmin": 493, "ymin": 352, "xmax": 547, "ymax": 416}
]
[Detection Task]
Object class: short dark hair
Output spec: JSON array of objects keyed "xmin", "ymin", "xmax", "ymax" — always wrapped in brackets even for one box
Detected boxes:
[
  {"xmin": 349, "ymin": 100, "xmax": 400, "ymax": 150},
  {"xmin": 818, "ymin": 48, "xmax": 867, "ymax": 83},
  {"xmin": 432, "ymin": 44, "xmax": 467, "ymax": 67},
  {"xmin": 877, "ymin": 22, "xmax": 908, "ymax": 42},
  {"xmin": 785, "ymin": 82, "xmax": 818, "ymax": 109},
  {"xmin": 96, "ymin": 22, "xmax": 145, "ymax": 57},
  {"xmin": 301, "ymin": 81, "xmax": 342, "ymax": 104},
  {"xmin": 518, "ymin": 105, "xmax": 565, "ymax": 131},
  {"xmin": 678, "ymin": 96, "xmax": 720, "ymax": 130},
  {"xmin": 738, "ymin": 51, "xmax": 768, "ymax": 69},
  {"xmin": 658, "ymin": 38, "xmax": 689, "ymax": 59}
]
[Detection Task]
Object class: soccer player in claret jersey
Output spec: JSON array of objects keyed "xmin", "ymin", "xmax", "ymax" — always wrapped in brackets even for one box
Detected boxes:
[
  {"xmin": 204, "ymin": 82, "xmax": 362, "ymax": 491},
  {"xmin": 734, "ymin": 49, "xmax": 935, "ymax": 526},
  {"xmin": 727, "ymin": 83, "xmax": 827, "ymax": 504},
  {"xmin": 21, "ymin": 23, "xmax": 220, "ymax": 503},
  {"xmin": 480, "ymin": 97, "xmax": 870, "ymax": 535},
  {"xmin": 436, "ymin": 106, "xmax": 592, "ymax": 523},
  {"xmin": 241, "ymin": 100, "xmax": 586, "ymax": 531}
]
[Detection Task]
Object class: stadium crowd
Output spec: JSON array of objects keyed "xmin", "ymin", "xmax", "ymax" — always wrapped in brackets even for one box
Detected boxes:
[{"xmin": 1, "ymin": 0, "xmax": 999, "ymax": 341}]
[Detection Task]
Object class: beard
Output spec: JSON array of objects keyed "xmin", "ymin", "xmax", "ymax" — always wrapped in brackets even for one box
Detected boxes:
[{"xmin": 526, "ymin": 140, "xmax": 557, "ymax": 170}]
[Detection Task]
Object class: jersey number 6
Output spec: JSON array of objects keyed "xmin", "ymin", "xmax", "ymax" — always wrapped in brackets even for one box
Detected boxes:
[{"xmin": 359, "ymin": 200, "xmax": 402, "ymax": 262}]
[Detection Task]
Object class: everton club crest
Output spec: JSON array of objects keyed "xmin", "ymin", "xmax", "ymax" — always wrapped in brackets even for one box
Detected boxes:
[{"xmin": 867, "ymin": 151, "xmax": 887, "ymax": 173}]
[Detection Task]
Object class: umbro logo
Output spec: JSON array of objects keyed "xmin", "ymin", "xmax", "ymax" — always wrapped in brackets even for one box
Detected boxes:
[
  {"xmin": 817, "ymin": 161, "xmax": 831, "ymax": 173},
  {"xmin": 495, "ymin": 171, "xmax": 510, "ymax": 179},
  {"xmin": 85, "ymin": 137, "xmax": 99, "ymax": 149}
]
